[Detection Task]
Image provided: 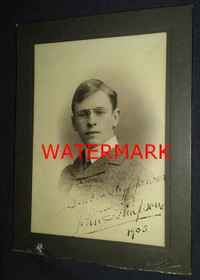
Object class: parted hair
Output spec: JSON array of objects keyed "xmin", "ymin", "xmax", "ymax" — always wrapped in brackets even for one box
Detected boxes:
[{"xmin": 71, "ymin": 79, "xmax": 118, "ymax": 114}]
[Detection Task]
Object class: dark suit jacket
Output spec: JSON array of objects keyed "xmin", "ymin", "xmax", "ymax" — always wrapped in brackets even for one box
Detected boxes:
[{"xmin": 58, "ymin": 148, "xmax": 152, "ymax": 207}]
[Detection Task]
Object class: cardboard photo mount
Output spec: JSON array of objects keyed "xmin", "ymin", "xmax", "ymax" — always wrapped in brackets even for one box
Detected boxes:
[{"xmin": 14, "ymin": 5, "xmax": 192, "ymax": 274}]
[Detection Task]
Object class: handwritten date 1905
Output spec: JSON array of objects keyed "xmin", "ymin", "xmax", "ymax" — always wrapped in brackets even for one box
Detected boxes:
[{"xmin": 127, "ymin": 225, "xmax": 148, "ymax": 239}]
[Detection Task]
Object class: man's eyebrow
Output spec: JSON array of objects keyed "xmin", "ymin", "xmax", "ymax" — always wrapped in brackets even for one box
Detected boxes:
[
  {"xmin": 78, "ymin": 107, "xmax": 106, "ymax": 111},
  {"xmin": 93, "ymin": 107, "xmax": 106, "ymax": 110}
]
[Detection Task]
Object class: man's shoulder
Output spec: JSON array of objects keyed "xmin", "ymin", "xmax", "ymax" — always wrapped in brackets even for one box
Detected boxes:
[
  {"xmin": 120, "ymin": 157, "xmax": 148, "ymax": 170},
  {"xmin": 117, "ymin": 157, "xmax": 153, "ymax": 179},
  {"xmin": 60, "ymin": 163, "xmax": 74, "ymax": 175},
  {"xmin": 110, "ymin": 144, "xmax": 152, "ymax": 176},
  {"xmin": 58, "ymin": 163, "xmax": 75, "ymax": 190}
]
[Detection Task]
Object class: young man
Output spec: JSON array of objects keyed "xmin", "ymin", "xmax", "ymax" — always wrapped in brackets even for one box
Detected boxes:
[{"xmin": 58, "ymin": 79, "xmax": 151, "ymax": 207}]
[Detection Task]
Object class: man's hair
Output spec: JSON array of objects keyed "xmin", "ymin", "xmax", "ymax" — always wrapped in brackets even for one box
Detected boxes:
[{"xmin": 71, "ymin": 79, "xmax": 118, "ymax": 114}]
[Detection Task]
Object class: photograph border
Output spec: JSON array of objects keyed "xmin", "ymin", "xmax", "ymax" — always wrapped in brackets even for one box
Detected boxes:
[{"xmin": 13, "ymin": 5, "xmax": 192, "ymax": 274}]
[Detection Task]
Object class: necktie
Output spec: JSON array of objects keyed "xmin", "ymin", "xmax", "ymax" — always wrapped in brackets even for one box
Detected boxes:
[
  {"xmin": 82, "ymin": 149, "xmax": 92, "ymax": 169},
  {"xmin": 86, "ymin": 159, "xmax": 91, "ymax": 168}
]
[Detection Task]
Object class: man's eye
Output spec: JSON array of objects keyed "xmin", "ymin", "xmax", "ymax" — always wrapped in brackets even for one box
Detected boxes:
[
  {"xmin": 95, "ymin": 110, "xmax": 105, "ymax": 116},
  {"xmin": 77, "ymin": 111, "xmax": 88, "ymax": 118}
]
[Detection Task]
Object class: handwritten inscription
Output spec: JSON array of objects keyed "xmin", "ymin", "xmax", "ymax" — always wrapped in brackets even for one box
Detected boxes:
[
  {"xmin": 64, "ymin": 174, "xmax": 165, "ymax": 209},
  {"xmin": 127, "ymin": 225, "xmax": 148, "ymax": 239},
  {"xmin": 57, "ymin": 173, "xmax": 165, "ymax": 245},
  {"xmin": 123, "ymin": 201, "xmax": 164, "ymax": 218},
  {"xmin": 75, "ymin": 199, "xmax": 164, "ymax": 237}
]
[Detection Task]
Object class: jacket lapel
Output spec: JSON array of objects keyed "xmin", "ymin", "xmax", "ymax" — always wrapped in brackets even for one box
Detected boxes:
[{"xmin": 70, "ymin": 147, "xmax": 124, "ymax": 179}]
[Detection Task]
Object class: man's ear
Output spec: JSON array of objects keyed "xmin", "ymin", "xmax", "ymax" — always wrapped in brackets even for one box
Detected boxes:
[
  {"xmin": 113, "ymin": 108, "xmax": 120, "ymax": 128},
  {"xmin": 71, "ymin": 115, "xmax": 77, "ymax": 131}
]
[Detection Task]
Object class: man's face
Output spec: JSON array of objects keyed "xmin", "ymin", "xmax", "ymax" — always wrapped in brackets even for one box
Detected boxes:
[{"xmin": 72, "ymin": 90, "xmax": 120, "ymax": 145}]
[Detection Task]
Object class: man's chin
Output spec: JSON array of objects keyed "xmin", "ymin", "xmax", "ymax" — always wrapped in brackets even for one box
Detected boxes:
[
  {"xmin": 81, "ymin": 135, "xmax": 102, "ymax": 146},
  {"xmin": 85, "ymin": 140, "xmax": 102, "ymax": 146},
  {"xmin": 82, "ymin": 137, "xmax": 103, "ymax": 146}
]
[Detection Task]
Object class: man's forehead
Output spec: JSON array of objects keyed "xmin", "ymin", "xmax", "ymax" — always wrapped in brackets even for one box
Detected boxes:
[{"xmin": 74, "ymin": 90, "xmax": 112, "ymax": 111}]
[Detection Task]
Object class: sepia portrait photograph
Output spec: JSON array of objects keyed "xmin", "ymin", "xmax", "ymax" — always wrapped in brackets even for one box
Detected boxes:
[
  {"xmin": 13, "ymin": 6, "xmax": 192, "ymax": 274},
  {"xmin": 1, "ymin": 0, "xmax": 195, "ymax": 277},
  {"xmin": 31, "ymin": 32, "xmax": 167, "ymax": 246}
]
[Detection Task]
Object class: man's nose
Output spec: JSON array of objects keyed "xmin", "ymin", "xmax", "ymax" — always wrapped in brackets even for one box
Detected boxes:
[{"xmin": 87, "ymin": 111, "xmax": 97, "ymax": 126}]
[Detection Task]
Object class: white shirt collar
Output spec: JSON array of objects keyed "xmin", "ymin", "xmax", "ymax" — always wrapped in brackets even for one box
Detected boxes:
[{"xmin": 85, "ymin": 135, "xmax": 118, "ymax": 163}]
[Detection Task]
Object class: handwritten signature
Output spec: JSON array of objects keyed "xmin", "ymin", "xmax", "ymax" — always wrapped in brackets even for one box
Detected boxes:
[
  {"xmin": 59, "ymin": 174, "xmax": 165, "ymax": 210},
  {"xmin": 56, "ymin": 174, "xmax": 165, "ymax": 238},
  {"xmin": 74, "ymin": 199, "xmax": 164, "ymax": 236}
]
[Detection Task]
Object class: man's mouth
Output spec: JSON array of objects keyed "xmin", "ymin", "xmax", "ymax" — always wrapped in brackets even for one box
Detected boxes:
[{"xmin": 85, "ymin": 131, "xmax": 100, "ymax": 135}]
